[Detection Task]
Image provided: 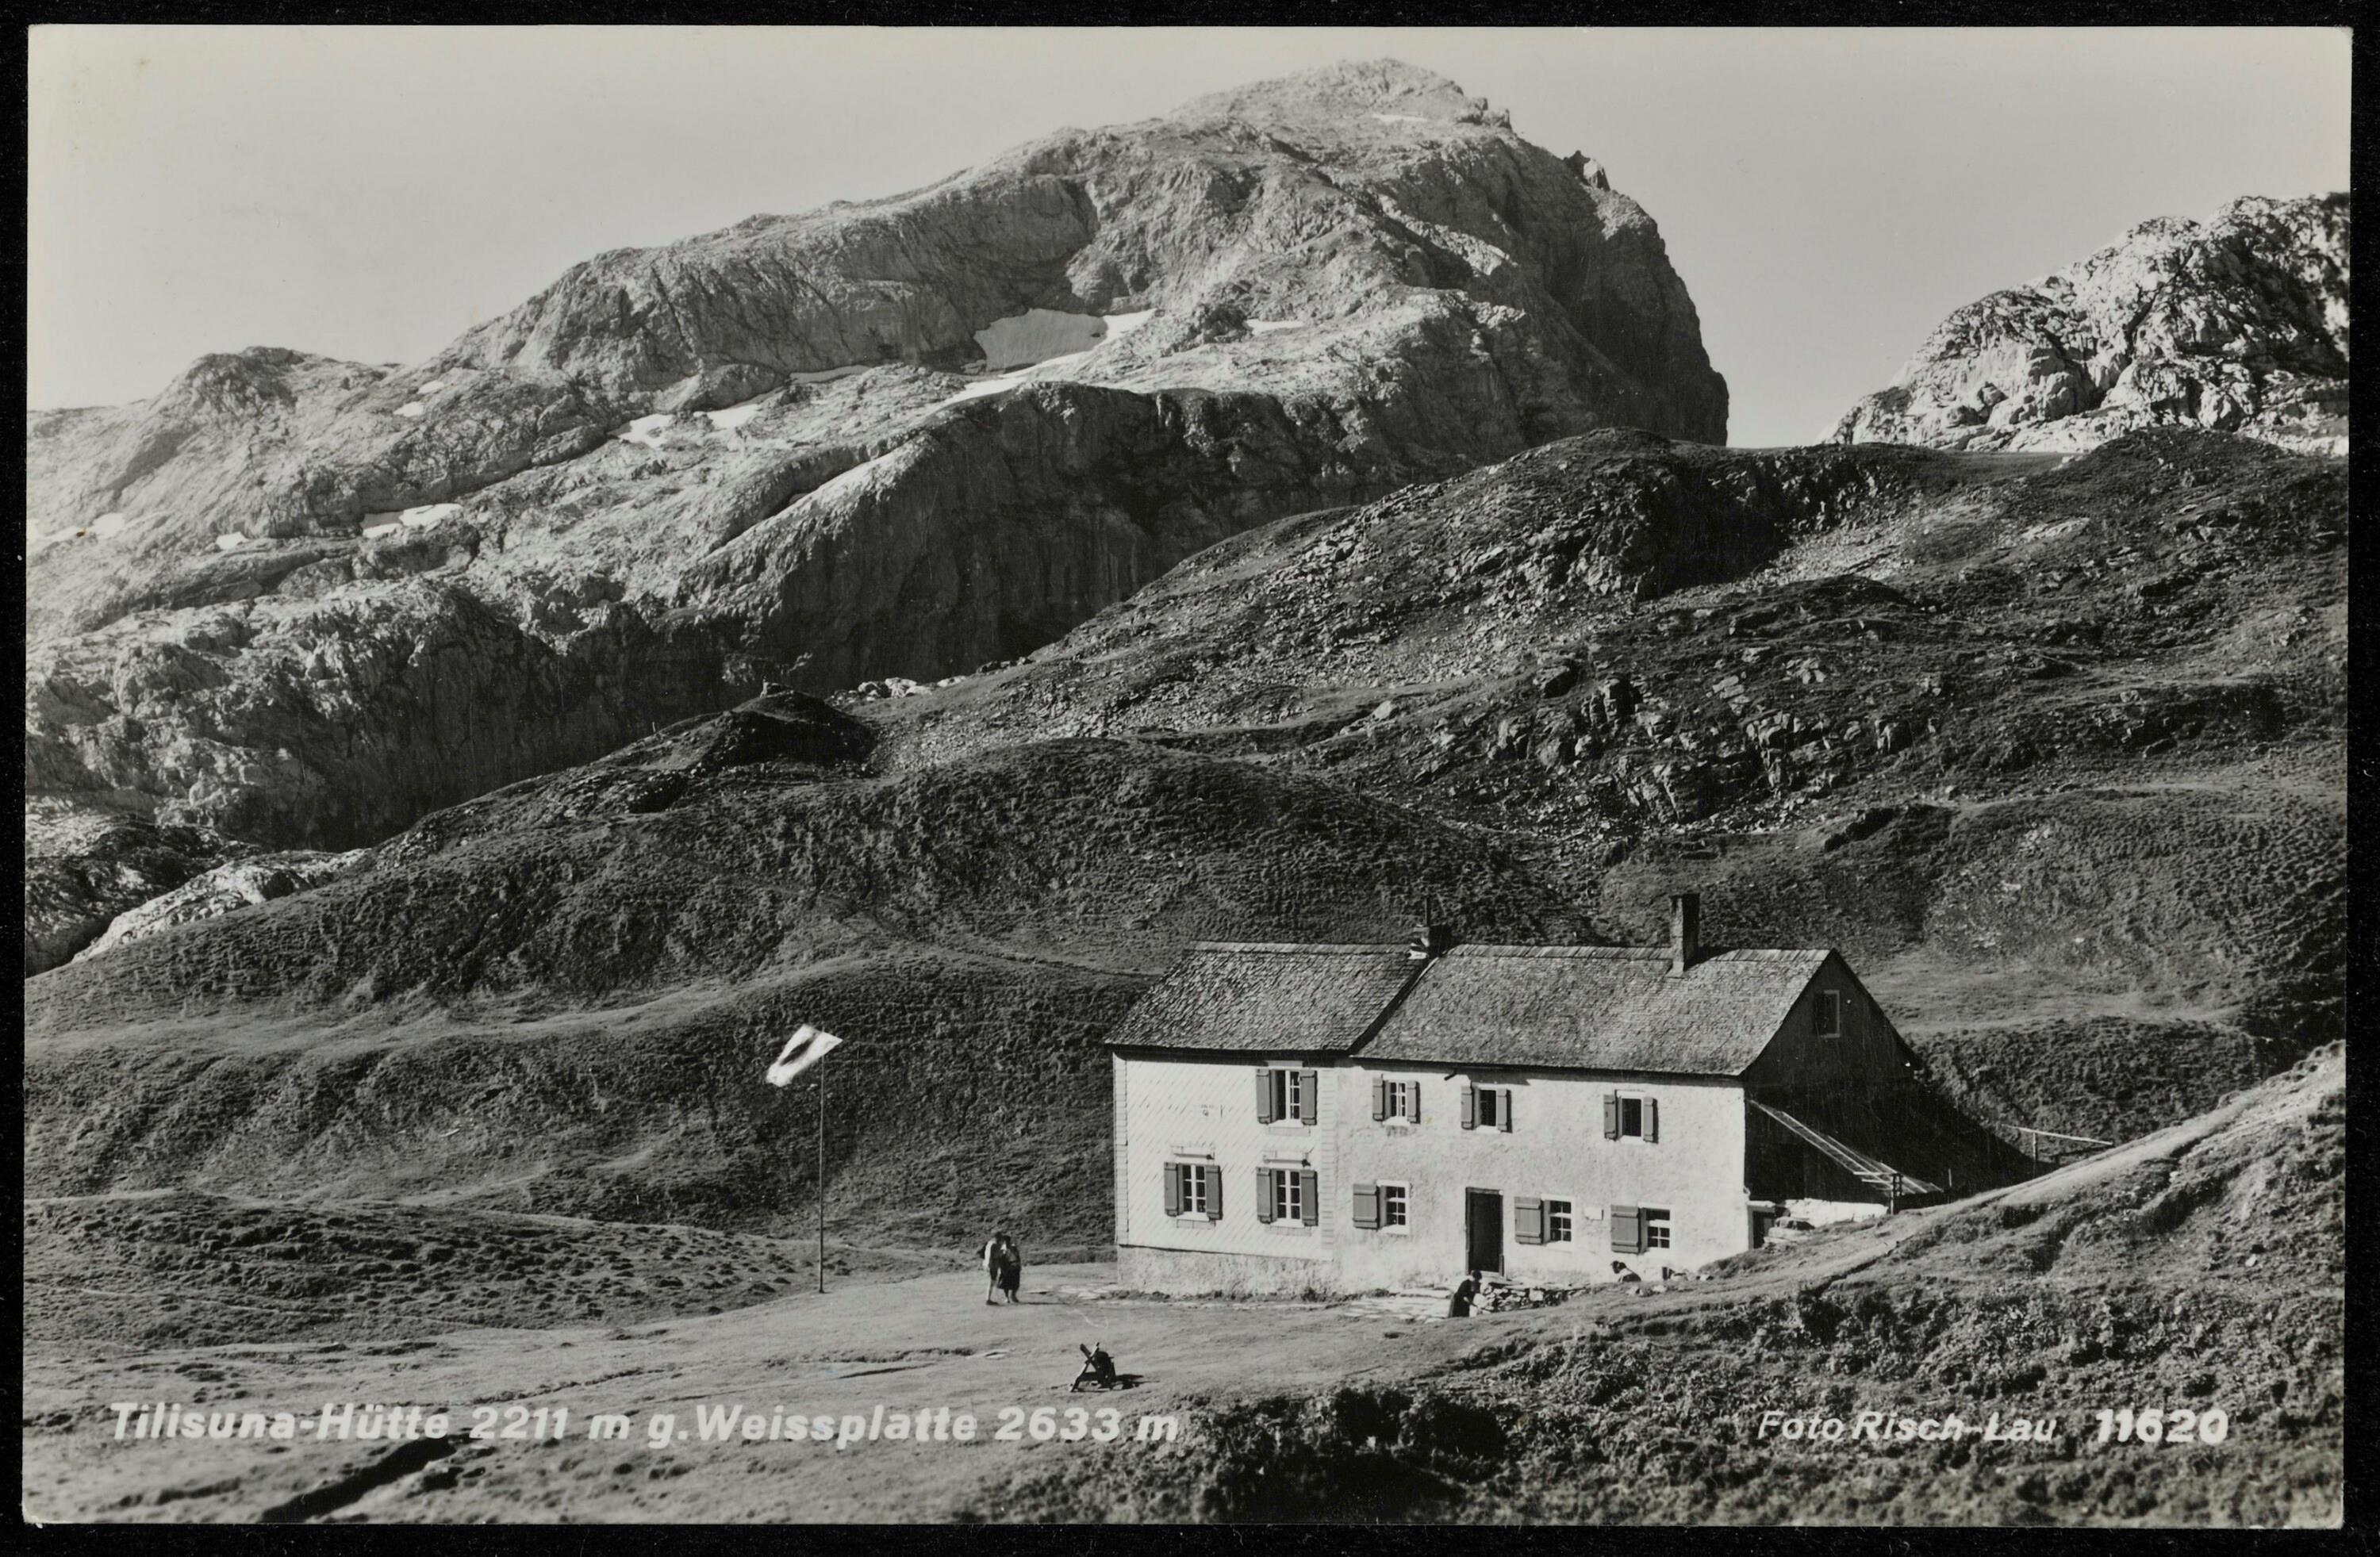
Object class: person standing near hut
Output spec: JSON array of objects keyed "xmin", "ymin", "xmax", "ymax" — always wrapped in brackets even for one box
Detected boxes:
[{"xmin": 981, "ymin": 1231, "xmax": 1023, "ymax": 1305}]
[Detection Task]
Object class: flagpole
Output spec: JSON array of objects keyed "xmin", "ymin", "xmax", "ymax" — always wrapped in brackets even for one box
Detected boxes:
[{"xmin": 816, "ymin": 1056, "xmax": 827, "ymax": 1294}]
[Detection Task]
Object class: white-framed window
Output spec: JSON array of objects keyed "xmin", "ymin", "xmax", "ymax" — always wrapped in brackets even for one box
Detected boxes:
[
  {"xmin": 1165, "ymin": 1161, "xmax": 1219, "ymax": 1220},
  {"xmin": 1645, "ymin": 1207, "xmax": 1672, "ymax": 1250},
  {"xmin": 1262, "ymin": 1066, "xmax": 1317, "ymax": 1125},
  {"xmin": 1381, "ymin": 1183, "xmax": 1409, "ymax": 1230},
  {"xmin": 1814, "ymin": 990, "xmax": 1843, "ymax": 1038},
  {"xmin": 1384, "ymin": 1080, "xmax": 1416, "ymax": 1121},
  {"xmin": 1546, "ymin": 1198, "xmax": 1574, "ymax": 1243},
  {"xmin": 1273, "ymin": 1169, "xmax": 1303, "ymax": 1223}
]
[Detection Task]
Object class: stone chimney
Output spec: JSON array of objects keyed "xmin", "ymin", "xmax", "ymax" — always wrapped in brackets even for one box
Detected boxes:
[
  {"xmin": 1408, "ymin": 923, "xmax": 1455, "ymax": 961},
  {"xmin": 1668, "ymin": 892, "xmax": 1701, "ymax": 975}
]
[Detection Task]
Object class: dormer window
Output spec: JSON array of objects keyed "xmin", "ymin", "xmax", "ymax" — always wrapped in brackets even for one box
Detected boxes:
[{"xmin": 1814, "ymin": 990, "xmax": 1843, "ymax": 1038}]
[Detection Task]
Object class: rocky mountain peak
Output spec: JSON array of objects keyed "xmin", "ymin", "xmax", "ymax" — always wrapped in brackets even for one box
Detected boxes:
[
  {"xmin": 1835, "ymin": 191, "xmax": 2348, "ymax": 455},
  {"xmin": 1169, "ymin": 58, "xmax": 1508, "ymax": 130},
  {"xmin": 24, "ymin": 57, "xmax": 1729, "ymax": 880}
]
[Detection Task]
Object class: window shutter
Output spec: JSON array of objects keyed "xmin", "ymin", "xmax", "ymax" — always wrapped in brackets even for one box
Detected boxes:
[
  {"xmin": 1163, "ymin": 1163, "xmax": 1182, "ymax": 1218},
  {"xmin": 1603, "ymin": 1092, "xmax": 1621, "ymax": 1140},
  {"xmin": 1299, "ymin": 1169, "xmax": 1319, "ymax": 1225},
  {"xmin": 1371, "ymin": 1076, "xmax": 1388, "ymax": 1121},
  {"xmin": 1644, "ymin": 1098, "xmax": 1660, "ymax": 1143},
  {"xmin": 1404, "ymin": 1083, "xmax": 1422, "ymax": 1124},
  {"xmin": 1299, "ymin": 1070, "xmax": 1319, "ymax": 1125},
  {"xmin": 1255, "ymin": 1068, "xmax": 1275, "ymax": 1124},
  {"xmin": 1498, "ymin": 1088, "xmax": 1514, "ymax": 1133},
  {"xmin": 1353, "ymin": 1183, "xmax": 1380, "ymax": 1230},
  {"xmin": 1514, "ymin": 1196, "xmax": 1544, "ymax": 1245},
  {"xmin": 1611, "ymin": 1204, "xmax": 1642, "ymax": 1255},
  {"xmin": 1255, "ymin": 1168, "xmax": 1276, "ymax": 1224},
  {"xmin": 1461, "ymin": 1084, "xmax": 1477, "ymax": 1130},
  {"xmin": 1207, "ymin": 1168, "xmax": 1223, "ymax": 1221}
]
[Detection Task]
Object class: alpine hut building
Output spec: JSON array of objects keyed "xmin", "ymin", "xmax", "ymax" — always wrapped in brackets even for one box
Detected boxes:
[{"xmin": 1104, "ymin": 894, "xmax": 2029, "ymax": 1293}]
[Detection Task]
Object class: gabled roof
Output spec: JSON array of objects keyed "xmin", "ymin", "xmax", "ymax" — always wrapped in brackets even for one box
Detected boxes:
[
  {"xmin": 1357, "ymin": 945, "xmax": 1830, "ymax": 1077},
  {"xmin": 1104, "ymin": 942, "xmax": 1421, "ymax": 1055},
  {"xmin": 1107, "ymin": 940, "xmax": 1834, "ymax": 1077}
]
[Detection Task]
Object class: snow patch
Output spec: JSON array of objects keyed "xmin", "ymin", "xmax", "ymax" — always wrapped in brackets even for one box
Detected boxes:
[
  {"xmin": 214, "ymin": 533, "xmax": 250, "ymax": 552},
  {"xmin": 939, "ymin": 309, "xmax": 1157, "ymax": 408},
  {"xmin": 91, "ymin": 512, "xmax": 129, "ymax": 539},
  {"xmin": 362, "ymin": 522, "xmax": 401, "ymax": 540},
  {"xmin": 418, "ymin": 379, "xmax": 447, "ymax": 395},
  {"xmin": 973, "ymin": 308, "xmax": 1112, "ymax": 372},
  {"xmin": 704, "ymin": 401, "xmax": 768, "ymax": 432},
  {"xmin": 615, "ymin": 413, "xmax": 677, "ymax": 450},
  {"xmin": 400, "ymin": 503, "xmax": 462, "ymax": 529},
  {"xmin": 1246, "ymin": 320, "xmax": 1308, "ymax": 335},
  {"xmin": 395, "ymin": 402, "xmax": 427, "ymax": 420}
]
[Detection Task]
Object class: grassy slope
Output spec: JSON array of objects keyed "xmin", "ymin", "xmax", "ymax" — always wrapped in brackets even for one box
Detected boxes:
[
  {"xmin": 24, "ymin": 426, "xmax": 2345, "ymax": 1313},
  {"xmin": 26, "ymin": 715, "xmax": 1577, "ymax": 1236}
]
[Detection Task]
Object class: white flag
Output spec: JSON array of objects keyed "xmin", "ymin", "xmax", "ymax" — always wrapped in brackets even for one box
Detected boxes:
[{"xmin": 766, "ymin": 1024, "xmax": 844, "ymax": 1087}]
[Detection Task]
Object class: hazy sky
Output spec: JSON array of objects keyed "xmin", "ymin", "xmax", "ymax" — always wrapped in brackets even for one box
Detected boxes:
[{"xmin": 27, "ymin": 26, "xmax": 2351, "ymax": 446}]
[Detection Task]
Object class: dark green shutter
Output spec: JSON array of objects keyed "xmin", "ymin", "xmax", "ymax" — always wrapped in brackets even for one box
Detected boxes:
[
  {"xmin": 1498, "ymin": 1088, "xmax": 1514, "ymax": 1133},
  {"xmin": 1404, "ymin": 1083, "xmax": 1422, "ymax": 1124},
  {"xmin": 1514, "ymin": 1196, "xmax": 1544, "ymax": 1245},
  {"xmin": 1603, "ymin": 1092, "xmax": 1621, "ymax": 1140},
  {"xmin": 1353, "ymin": 1183, "xmax": 1380, "ymax": 1229},
  {"xmin": 1206, "ymin": 1167, "xmax": 1223, "ymax": 1221},
  {"xmin": 1255, "ymin": 1068, "xmax": 1275, "ymax": 1124},
  {"xmin": 1255, "ymin": 1168, "xmax": 1276, "ymax": 1223},
  {"xmin": 1644, "ymin": 1098, "xmax": 1660, "ymax": 1143},
  {"xmin": 1163, "ymin": 1163, "xmax": 1182, "ymax": 1217},
  {"xmin": 1461, "ymin": 1084, "xmax": 1477, "ymax": 1130},
  {"xmin": 1611, "ymin": 1204, "xmax": 1642, "ymax": 1254},
  {"xmin": 1299, "ymin": 1168, "xmax": 1319, "ymax": 1225},
  {"xmin": 1371, "ymin": 1076, "xmax": 1388, "ymax": 1121},
  {"xmin": 1298, "ymin": 1070, "xmax": 1319, "ymax": 1125}
]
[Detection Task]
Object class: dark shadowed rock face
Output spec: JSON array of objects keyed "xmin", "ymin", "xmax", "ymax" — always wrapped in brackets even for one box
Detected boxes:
[
  {"xmin": 25, "ymin": 59, "xmax": 1726, "ymax": 857},
  {"xmin": 1835, "ymin": 194, "xmax": 2347, "ymax": 455},
  {"xmin": 22, "ymin": 805, "xmax": 255, "ymax": 974}
]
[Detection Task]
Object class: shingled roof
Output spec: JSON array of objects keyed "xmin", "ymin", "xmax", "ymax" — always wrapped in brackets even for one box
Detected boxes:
[
  {"xmin": 1104, "ymin": 942, "xmax": 1422, "ymax": 1054},
  {"xmin": 1107, "ymin": 940, "xmax": 1833, "ymax": 1076},
  {"xmin": 1358, "ymin": 945, "xmax": 1831, "ymax": 1076}
]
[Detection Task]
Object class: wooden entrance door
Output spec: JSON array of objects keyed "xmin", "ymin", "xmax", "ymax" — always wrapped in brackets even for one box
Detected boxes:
[{"xmin": 1465, "ymin": 1188, "xmax": 1503, "ymax": 1275}]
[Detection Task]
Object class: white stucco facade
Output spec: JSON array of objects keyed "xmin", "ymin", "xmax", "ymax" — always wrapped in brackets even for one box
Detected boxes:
[{"xmin": 1113, "ymin": 1048, "xmax": 1756, "ymax": 1294}]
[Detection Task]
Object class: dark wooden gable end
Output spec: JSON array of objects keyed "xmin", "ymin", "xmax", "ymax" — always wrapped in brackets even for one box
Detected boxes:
[{"xmin": 1741, "ymin": 953, "xmax": 2033, "ymax": 1202}]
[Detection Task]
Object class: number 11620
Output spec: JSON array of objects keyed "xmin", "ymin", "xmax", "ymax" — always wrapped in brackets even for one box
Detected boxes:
[{"xmin": 2093, "ymin": 1406, "xmax": 2228, "ymax": 1445}]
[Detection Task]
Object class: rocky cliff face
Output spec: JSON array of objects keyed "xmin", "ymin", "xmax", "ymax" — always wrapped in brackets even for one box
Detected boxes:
[
  {"xmin": 24, "ymin": 60, "xmax": 1725, "ymax": 894},
  {"xmin": 1833, "ymin": 194, "xmax": 2347, "ymax": 455}
]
